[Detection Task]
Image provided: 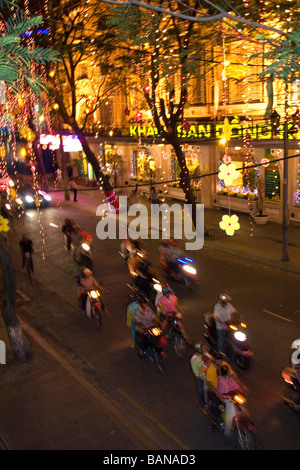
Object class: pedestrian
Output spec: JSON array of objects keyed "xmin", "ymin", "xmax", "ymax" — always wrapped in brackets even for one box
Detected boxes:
[
  {"xmin": 20, "ymin": 234, "xmax": 34, "ymax": 272},
  {"xmin": 190, "ymin": 341, "xmax": 211, "ymax": 413},
  {"xmin": 69, "ymin": 178, "xmax": 77, "ymax": 202},
  {"xmin": 56, "ymin": 166, "xmax": 62, "ymax": 186}
]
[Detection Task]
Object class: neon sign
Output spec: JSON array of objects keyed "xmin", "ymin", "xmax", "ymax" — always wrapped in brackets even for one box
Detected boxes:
[
  {"xmin": 130, "ymin": 123, "xmax": 300, "ymax": 141},
  {"xmin": 40, "ymin": 134, "xmax": 83, "ymax": 152}
]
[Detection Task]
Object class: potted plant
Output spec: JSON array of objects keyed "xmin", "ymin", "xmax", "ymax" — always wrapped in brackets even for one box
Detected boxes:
[{"xmin": 254, "ymin": 176, "xmax": 269, "ymax": 224}]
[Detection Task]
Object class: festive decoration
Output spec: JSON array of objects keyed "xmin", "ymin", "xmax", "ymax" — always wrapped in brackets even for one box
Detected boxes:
[
  {"xmin": 0, "ymin": 216, "xmax": 9, "ymax": 232},
  {"xmin": 219, "ymin": 214, "xmax": 240, "ymax": 236},
  {"xmin": 223, "ymin": 117, "xmax": 232, "ymax": 141},
  {"xmin": 218, "ymin": 162, "xmax": 240, "ymax": 186}
]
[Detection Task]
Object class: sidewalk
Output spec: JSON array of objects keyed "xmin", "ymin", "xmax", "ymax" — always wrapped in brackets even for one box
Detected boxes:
[{"xmin": 0, "ymin": 185, "xmax": 299, "ymax": 452}]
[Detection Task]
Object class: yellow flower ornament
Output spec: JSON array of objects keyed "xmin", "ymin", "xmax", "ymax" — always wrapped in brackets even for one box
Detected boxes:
[
  {"xmin": 219, "ymin": 214, "xmax": 240, "ymax": 236},
  {"xmin": 0, "ymin": 216, "xmax": 10, "ymax": 232},
  {"xmin": 218, "ymin": 162, "xmax": 240, "ymax": 187}
]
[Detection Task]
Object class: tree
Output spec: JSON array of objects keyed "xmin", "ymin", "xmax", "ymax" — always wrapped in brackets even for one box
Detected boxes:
[
  {"xmin": 0, "ymin": 0, "xmax": 59, "ymax": 360},
  {"xmin": 45, "ymin": 0, "xmax": 125, "ymax": 206}
]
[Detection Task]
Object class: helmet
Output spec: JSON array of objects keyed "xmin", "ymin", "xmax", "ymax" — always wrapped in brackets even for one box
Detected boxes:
[
  {"xmin": 219, "ymin": 364, "xmax": 230, "ymax": 377},
  {"xmin": 83, "ymin": 268, "xmax": 92, "ymax": 276},
  {"xmin": 192, "ymin": 341, "xmax": 202, "ymax": 352},
  {"xmin": 219, "ymin": 293, "xmax": 232, "ymax": 303},
  {"xmin": 162, "ymin": 284, "xmax": 171, "ymax": 295}
]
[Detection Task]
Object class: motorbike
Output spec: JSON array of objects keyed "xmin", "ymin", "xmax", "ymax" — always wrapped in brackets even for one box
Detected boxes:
[
  {"xmin": 136, "ymin": 324, "xmax": 166, "ymax": 374},
  {"xmin": 163, "ymin": 313, "xmax": 189, "ymax": 358},
  {"xmin": 203, "ymin": 312, "xmax": 253, "ymax": 369},
  {"xmin": 71, "ymin": 236, "xmax": 93, "ymax": 270},
  {"xmin": 281, "ymin": 366, "xmax": 300, "ymax": 413},
  {"xmin": 84, "ymin": 289, "xmax": 105, "ymax": 328},
  {"xmin": 162, "ymin": 256, "xmax": 198, "ymax": 288},
  {"xmin": 207, "ymin": 391, "xmax": 256, "ymax": 450}
]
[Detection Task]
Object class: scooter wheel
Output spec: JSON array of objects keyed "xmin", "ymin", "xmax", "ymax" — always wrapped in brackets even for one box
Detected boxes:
[{"xmin": 235, "ymin": 354, "xmax": 250, "ymax": 370}]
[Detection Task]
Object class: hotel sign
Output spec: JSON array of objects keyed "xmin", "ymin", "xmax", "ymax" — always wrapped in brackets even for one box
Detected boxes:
[{"xmin": 130, "ymin": 123, "xmax": 300, "ymax": 141}]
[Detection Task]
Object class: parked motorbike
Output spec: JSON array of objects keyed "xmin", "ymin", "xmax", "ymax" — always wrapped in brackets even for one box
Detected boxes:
[
  {"xmin": 136, "ymin": 324, "xmax": 166, "ymax": 374},
  {"xmin": 207, "ymin": 391, "xmax": 256, "ymax": 450},
  {"xmin": 84, "ymin": 289, "xmax": 105, "ymax": 328},
  {"xmin": 204, "ymin": 312, "xmax": 253, "ymax": 369},
  {"xmin": 164, "ymin": 313, "xmax": 189, "ymax": 358},
  {"xmin": 281, "ymin": 367, "xmax": 300, "ymax": 413},
  {"xmin": 163, "ymin": 256, "xmax": 198, "ymax": 288}
]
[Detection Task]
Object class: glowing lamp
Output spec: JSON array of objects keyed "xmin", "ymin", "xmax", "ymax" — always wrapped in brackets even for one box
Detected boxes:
[{"xmin": 20, "ymin": 147, "xmax": 27, "ymax": 158}]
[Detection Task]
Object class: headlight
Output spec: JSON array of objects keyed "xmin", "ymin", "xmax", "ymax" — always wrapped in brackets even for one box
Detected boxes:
[
  {"xmin": 25, "ymin": 195, "xmax": 34, "ymax": 203},
  {"xmin": 234, "ymin": 331, "xmax": 247, "ymax": 342},
  {"xmin": 81, "ymin": 242, "xmax": 90, "ymax": 251},
  {"xmin": 5, "ymin": 203, "xmax": 11, "ymax": 210},
  {"xmin": 153, "ymin": 283, "xmax": 162, "ymax": 292},
  {"xmin": 183, "ymin": 264, "xmax": 197, "ymax": 275},
  {"xmin": 15, "ymin": 197, "xmax": 23, "ymax": 205},
  {"xmin": 44, "ymin": 194, "xmax": 51, "ymax": 201},
  {"xmin": 89, "ymin": 290, "xmax": 100, "ymax": 299}
]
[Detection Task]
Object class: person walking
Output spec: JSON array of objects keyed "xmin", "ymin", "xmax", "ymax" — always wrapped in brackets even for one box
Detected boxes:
[
  {"xmin": 69, "ymin": 178, "xmax": 77, "ymax": 202},
  {"xmin": 20, "ymin": 234, "xmax": 34, "ymax": 273}
]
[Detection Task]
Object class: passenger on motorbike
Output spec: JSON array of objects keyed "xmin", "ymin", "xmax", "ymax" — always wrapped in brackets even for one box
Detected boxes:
[
  {"xmin": 216, "ymin": 364, "xmax": 245, "ymax": 400},
  {"xmin": 133, "ymin": 298, "xmax": 158, "ymax": 358},
  {"xmin": 213, "ymin": 293, "xmax": 237, "ymax": 354},
  {"xmin": 190, "ymin": 342, "xmax": 212, "ymax": 412},
  {"xmin": 78, "ymin": 268, "xmax": 102, "ymax": 314},
  {"xmin": 205, "ymin": 351, "xmax": 235, "ymax": 431},
  {"xmin": 158, "ymin": 284, "xmax": 184, "ymax": 333}
]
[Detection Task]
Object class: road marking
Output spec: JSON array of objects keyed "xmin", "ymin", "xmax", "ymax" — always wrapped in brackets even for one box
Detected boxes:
[
  {"xmin": 117, "ymin": 388, "xmax": 190, "ymax": 451},
  {"xmin": 263, "ymin": 309, "xmax": 292, "ymax": 322}
]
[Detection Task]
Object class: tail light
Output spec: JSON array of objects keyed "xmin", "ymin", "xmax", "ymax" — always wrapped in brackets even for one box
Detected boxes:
[{"xmin": 282, "ymin": 370, "xmax": 293, "ymax": 384}]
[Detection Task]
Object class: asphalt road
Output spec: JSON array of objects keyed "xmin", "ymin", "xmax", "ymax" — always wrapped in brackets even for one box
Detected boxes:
[{"xmin": 9, "ymin": 189, "xmax": 300, "ymax": 451}]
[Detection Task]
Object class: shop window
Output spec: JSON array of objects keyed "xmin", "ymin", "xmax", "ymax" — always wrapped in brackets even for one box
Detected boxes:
[
  {"xmin": 217, "ymin": 155, "xmax": 258, "ymax": 199},
  {"xmin": 131, "ymin": 147, "xmax": 156, "ymax": 181},
  {"xmin": 264, "ymin": 150, "xmax": 280, "ymax": 202},
  {"xmin": 170, "ymin": 149, "xmax": 201, "ymax": 190}
]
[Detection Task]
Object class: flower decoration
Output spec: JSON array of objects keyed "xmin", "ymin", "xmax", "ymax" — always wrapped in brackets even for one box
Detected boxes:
[
  {"xmin": 219, "ymin": 214, "xmax": 240, "ymax": 236},
  {"xmin": 218, "ymin": 162, "xmax": 240, "ymax": 186},
  {"xmin": 0, "ymin": 216, "xmax": 9, "ymax": 232}
]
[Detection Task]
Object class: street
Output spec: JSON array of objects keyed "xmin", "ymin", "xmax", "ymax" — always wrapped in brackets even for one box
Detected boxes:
[{"xmin": 7, "ymin": 188, "xmax": 300, "ymax": 451}]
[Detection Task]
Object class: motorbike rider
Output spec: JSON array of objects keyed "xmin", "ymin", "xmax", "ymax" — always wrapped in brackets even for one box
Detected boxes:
[
  {"xmin": 62, "ymin": 218, "xmax": 75, "ymax": 253},
  {"xmin": 133, "ymin": 297, "xmax": 158, "ymax": 358},
  {"xmin": 134, "ymin": 251, "xmax": 155, "ymax": 297},
  {"xmin": 158, "ymin": 284, "xmax": 184, "ymax": 333},
  {"xmin": 78, "ymin": 268, "xmax": 102, "ymax": 314},
  {"xmin": 205, "ymin": 351, "xmax": 236, "ymax": 431},
  {"xmin": 213, "ymin": 293, "xmax": 237, "ymax": 354},
  {"xmin": 190, "ymin": 342, "xmax": 212, "ymax": 413},
  {"xmin": 160, "ymin": 239, "xmax": 182, "ymax": 275},
  {"xmin": 126, "ymin": 292, "xmax": 140, "ymax": 347}
]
